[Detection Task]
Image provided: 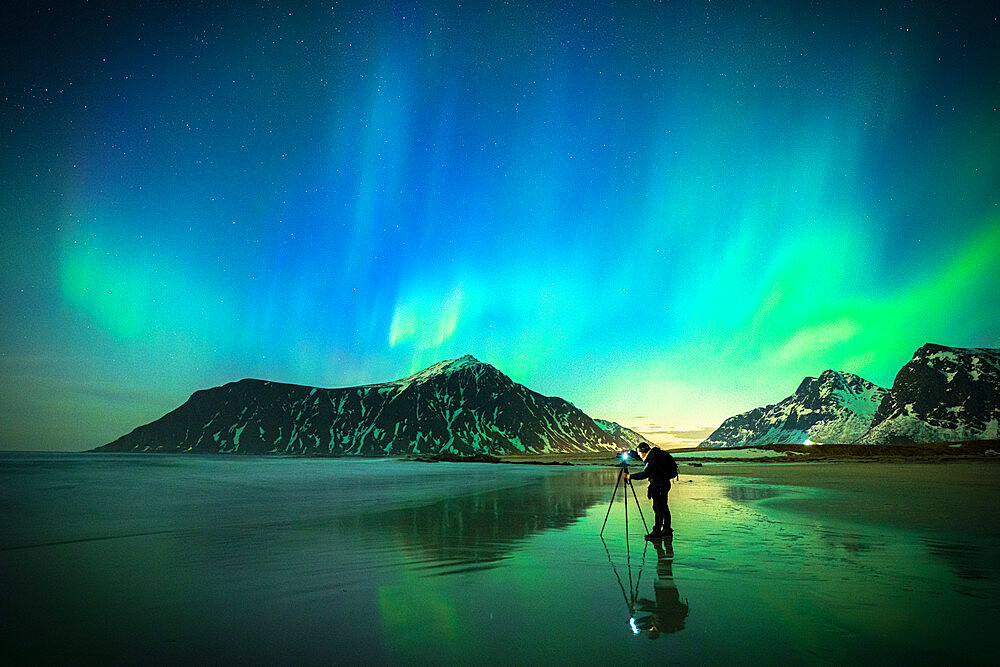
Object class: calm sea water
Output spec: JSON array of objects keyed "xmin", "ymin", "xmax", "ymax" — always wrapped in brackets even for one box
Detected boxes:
[{"xmin": 1, "ymin": 453, "xmax": 997, "ymax": 664}]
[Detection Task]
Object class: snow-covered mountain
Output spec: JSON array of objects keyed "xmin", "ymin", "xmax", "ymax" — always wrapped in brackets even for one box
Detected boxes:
[
  {"xmin": 95, "ymin": 355, "xmax": 632, "ymax": 456},
  {"xmin": 699, "ymin": 370, "xmax": 889, "ymax": 448},
  {"xmin": 857, "ymin": 344, "xmax": 1000, "ymax": 443}
]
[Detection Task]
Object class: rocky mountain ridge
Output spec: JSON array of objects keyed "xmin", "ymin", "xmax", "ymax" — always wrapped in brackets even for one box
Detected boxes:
[
  {"xmin": 95, "ymin": 355, "xmax": 635, "ymax": 456},
  {"xmin": 701, "ymin": 343, "xmax": 999, "ymax": 447},
  {"xmin": 856, "ymin": 344, "xmax": 1000, "ymax": 443},
  {"xmin": 699, "ymin": 370, "xmax": 888, "ymax": 448}
]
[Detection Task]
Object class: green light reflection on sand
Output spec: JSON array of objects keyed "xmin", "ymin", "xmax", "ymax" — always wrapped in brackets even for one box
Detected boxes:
[{"xmin": 374, "ymin": 468, "xmax": 999, "ymax": 664}]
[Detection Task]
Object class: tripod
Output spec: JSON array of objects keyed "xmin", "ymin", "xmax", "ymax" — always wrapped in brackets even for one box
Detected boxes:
[{"xmin": 600, "ymin": 456, "xmax": 649, "ymax": 551}]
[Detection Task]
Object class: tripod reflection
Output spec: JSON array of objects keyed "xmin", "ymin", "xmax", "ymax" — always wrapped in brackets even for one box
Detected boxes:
[{"xmin": 602, "ymin": 533, "xmax": 689, "ymax": 639}]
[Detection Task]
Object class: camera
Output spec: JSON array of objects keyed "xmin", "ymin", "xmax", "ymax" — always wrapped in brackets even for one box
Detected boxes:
[{"xmin": 618, "ymin": 450, "xmax": 639, "ymax": 465}]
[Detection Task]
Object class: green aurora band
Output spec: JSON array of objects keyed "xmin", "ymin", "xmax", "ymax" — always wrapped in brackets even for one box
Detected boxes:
[{"xmin": 1, "ymin": 1, "xmax": 998, "ymax": 450}]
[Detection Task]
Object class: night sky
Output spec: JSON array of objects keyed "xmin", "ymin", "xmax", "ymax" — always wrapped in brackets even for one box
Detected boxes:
[{"xmin": 2, "ymin": 1, "xmax": 998, "ymax": 451}]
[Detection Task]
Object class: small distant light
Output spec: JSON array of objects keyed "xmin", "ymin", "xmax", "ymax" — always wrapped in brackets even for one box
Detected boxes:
[
  {"xmin": 629, "ymin": 617, "xmax": 639, "ymax": 635},
  {"xmin": 803, "ymin": 439, "xmax": 814, "ymax": 446}
]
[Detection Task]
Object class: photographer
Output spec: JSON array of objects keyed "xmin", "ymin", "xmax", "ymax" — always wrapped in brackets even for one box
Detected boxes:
[{"xmin": 624, "ymin": 443, "xmax": 678, "ymax": 540}]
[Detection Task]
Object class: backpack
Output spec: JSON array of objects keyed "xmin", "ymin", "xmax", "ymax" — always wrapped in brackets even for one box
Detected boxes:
[{"xmin": 663, "ymin": 451, "xmax": 679, "ymax": 480}]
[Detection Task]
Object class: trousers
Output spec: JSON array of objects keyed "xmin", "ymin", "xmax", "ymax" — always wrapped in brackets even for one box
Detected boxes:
[{"xmin": 648, "ymin": 481, "xmax": 671, "ymax": 532}]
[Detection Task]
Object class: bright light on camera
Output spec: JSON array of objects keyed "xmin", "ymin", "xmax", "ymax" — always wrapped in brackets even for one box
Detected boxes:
[{"xmin": 620, "ymin": 452, "xmax": 629, "ymax": 462}]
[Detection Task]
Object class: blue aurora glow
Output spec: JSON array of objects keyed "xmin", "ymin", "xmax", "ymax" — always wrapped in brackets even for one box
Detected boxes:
[{"xmin": 1, "ymin": 1, "xmax": 997, "ymax": 450}]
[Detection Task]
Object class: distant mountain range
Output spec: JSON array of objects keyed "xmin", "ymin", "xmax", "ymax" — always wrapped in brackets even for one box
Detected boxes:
[
  {"xmin": 95, "ymin": 355, "xmax": 639, "ymax": 456},
  {"xmin": 700, "ymin": 344, "xmax": 1000, "ymax": 447}
]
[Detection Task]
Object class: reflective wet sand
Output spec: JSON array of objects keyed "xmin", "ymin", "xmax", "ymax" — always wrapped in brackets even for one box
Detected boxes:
[{"xmin": 1, "ymin": 455, "xmax": 997, "ymax": 663}]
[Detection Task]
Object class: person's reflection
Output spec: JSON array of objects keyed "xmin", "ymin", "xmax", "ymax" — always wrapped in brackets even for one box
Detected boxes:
[{"xmin": 633, "ymin": 533, "xmax": 689, "ymax": 638}]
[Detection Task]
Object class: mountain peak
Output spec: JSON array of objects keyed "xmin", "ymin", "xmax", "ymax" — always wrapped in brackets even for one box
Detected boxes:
[
  {"xmin": 703, "ymin": 369, "xmax": 888, "ymax": 447},
  {"xmin": 794, "ymin": 370, "xmax": 882, "ymax": 397},
  {"xmin": 915, "ymin": 342, "xmax": 999, "ymax": 359},
  {"xmin": 449, "ymin": 354, "xmax": 484, "ymax": 368},
  {"xmin": 795, "ymin": 370, "xmax": 847, "ymax": 395},
  {"xmin": 394, "ymin": 355, "xmax": 497, "ymax": 386}
]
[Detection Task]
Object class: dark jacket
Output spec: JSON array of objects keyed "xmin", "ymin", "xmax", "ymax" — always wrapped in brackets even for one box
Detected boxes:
[{"xmin": 629, "ymin": 448, "xmax": 677, "ymax": 490}]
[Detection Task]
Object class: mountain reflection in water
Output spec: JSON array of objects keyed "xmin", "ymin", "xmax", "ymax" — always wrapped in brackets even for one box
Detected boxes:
[{"xmin": 366, "ymin": 469, "xmax": 608, "ymax": 573}]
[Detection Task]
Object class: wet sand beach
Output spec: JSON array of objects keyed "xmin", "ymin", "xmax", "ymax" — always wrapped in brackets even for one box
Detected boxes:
[
  {"xmin": 2, "ymin": 453, "xmax": 997, "ymax": 664},
  {"xmin": 685, "ymin": 461, "xmax": 1000, "ymax": 536}
]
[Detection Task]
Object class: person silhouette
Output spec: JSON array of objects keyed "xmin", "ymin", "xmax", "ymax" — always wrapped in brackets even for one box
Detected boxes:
[
  {"xmin": 634, "ymin": 533, "xmax": 689, "ymax": 638},
  {"xmin": 624, "ymin": 443, "xmax": 678, "ymax": 540}
]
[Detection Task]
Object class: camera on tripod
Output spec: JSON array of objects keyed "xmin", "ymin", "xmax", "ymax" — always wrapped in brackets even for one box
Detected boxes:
[
  {"xmin": 601, "ymin": 450, "xmax": 648, "ymax": 540},
  {"xmin": 618, "ymin": 450, "xmax": 639, "ymax": 466}
]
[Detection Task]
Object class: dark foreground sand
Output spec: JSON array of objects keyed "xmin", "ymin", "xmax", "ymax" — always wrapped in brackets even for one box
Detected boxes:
[
  {"xmin": 685, "ymin": 461, "xmax": 1000, "ymax": 536},
  {"xmin": 2, "ymin": 454, "xmax": 996, "ymax": 663}
]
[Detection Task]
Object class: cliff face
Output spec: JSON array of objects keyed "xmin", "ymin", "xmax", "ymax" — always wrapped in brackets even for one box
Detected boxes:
[{"xmin": 857, "ymin": 344, "xmax": 1000, "ymax": 444}]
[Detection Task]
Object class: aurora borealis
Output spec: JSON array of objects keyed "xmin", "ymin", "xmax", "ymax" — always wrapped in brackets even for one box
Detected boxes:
[{"xmin": 2, "ymin": 1, "xmax": 998, "ymax": 451}]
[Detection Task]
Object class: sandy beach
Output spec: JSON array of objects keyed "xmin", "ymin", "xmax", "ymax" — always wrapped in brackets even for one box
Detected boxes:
[
  {"xmin": 2, "ymin": 453, "xmax": 998, "ymax": 663},
  {"xmin": 683, "ymin": 460, "xmax": 1000, "ymax": 536},
  {"xmin": 501, "ymin": 447, "xmax": 1000, "ymax": 536}
]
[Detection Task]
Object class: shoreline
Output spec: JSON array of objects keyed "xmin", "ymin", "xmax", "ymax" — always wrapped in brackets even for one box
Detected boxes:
[{"xmin": 37, "ymin": 444, "xmax": 1000, "ymax": 467}]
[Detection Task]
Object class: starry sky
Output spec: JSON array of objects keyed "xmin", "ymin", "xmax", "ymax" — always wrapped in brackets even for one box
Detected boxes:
[{"xmin": 2, "ymin": 1, "xmax": 999, "ymax": 451}]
